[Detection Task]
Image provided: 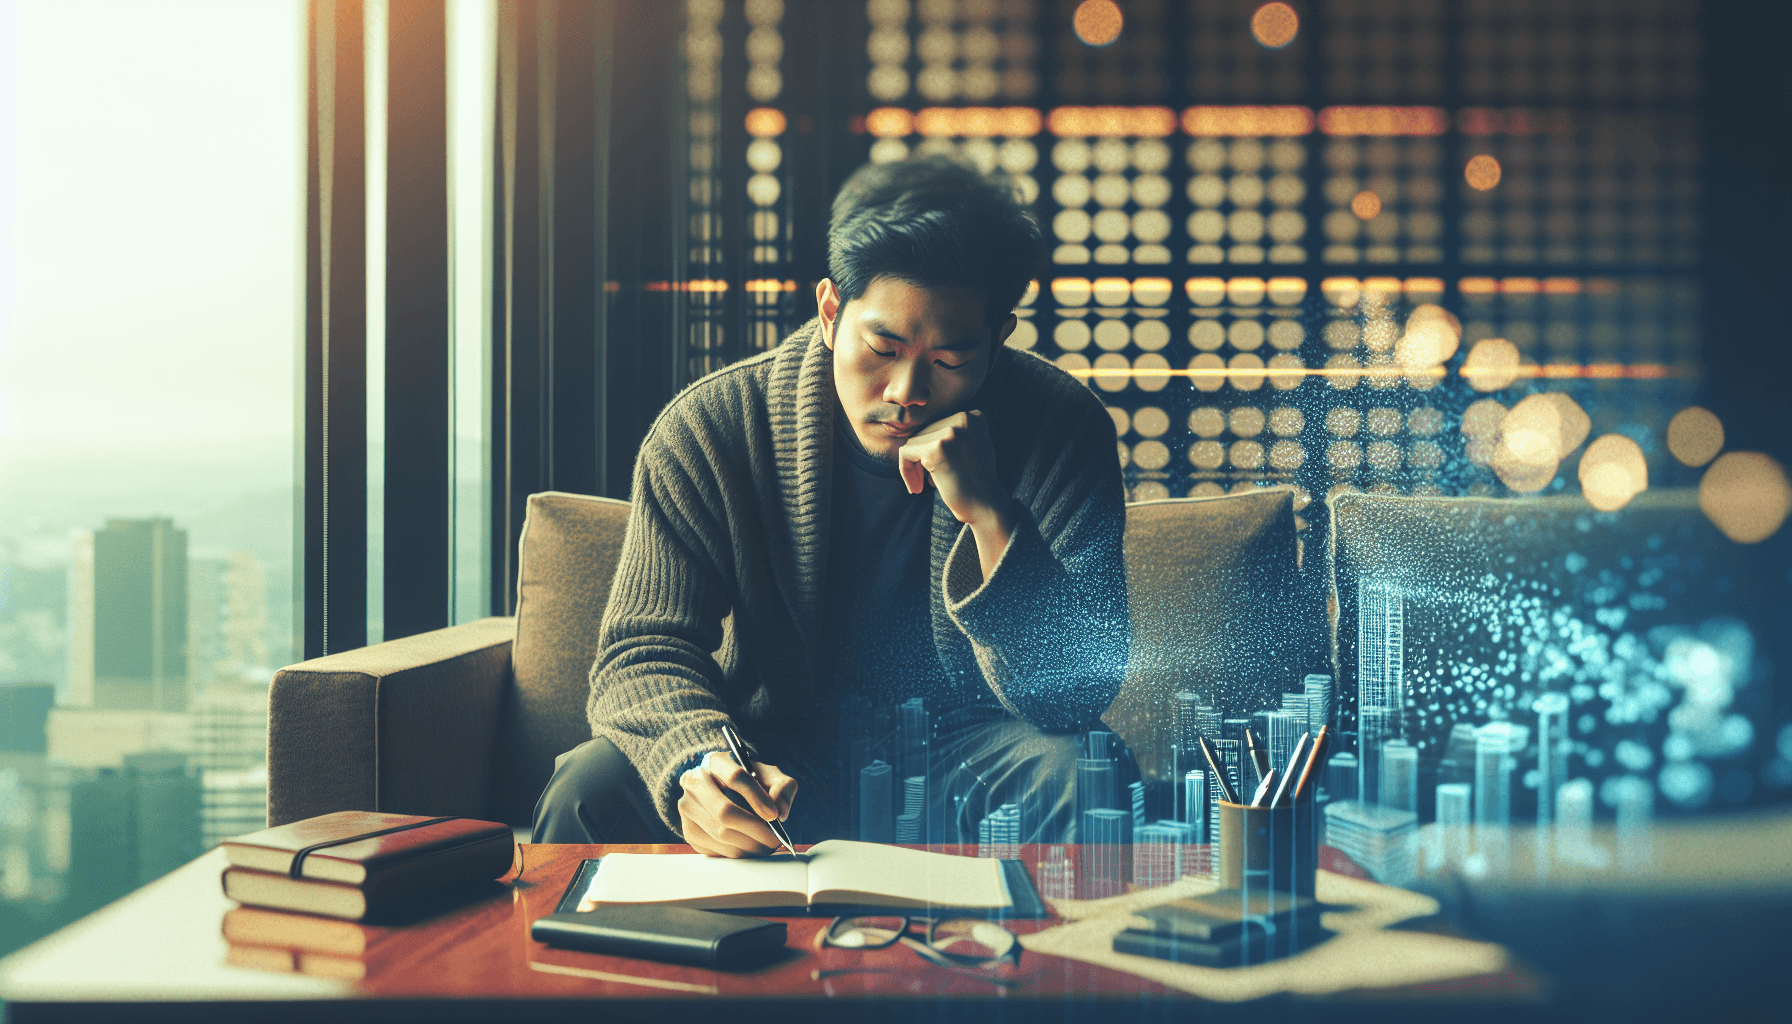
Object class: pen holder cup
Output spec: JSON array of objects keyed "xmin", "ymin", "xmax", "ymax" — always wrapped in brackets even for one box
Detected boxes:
[{"xmin": 1217, "ymin": 799, "xmax": 1319, "ymax": 904}]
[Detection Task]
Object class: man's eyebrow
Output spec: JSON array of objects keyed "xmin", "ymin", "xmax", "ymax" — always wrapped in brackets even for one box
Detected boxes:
[{"xmin": 858, "ymin": 319, "xmax": 982, "ymax": 352}]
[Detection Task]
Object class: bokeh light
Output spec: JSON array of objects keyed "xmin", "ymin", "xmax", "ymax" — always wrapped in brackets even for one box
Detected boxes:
[
  {"xmin": 1700, "ymin": 452, "xmax": 1792, "ymax": 543},
  {"xmin": 1491, "ymin": 392, "xmax": 1589, "ymax": 493},
  {"xmin": 1464, "ymin": 154, "xmax": 1501, "ymax": 191},
  {"xmin": 1394, "ymin": 303, "xmax": 1462, "ymax": 371},
  {"xmin": 1072, "ymin": 0, "xmax": 1122, "ymax": 47},
  {"xmin": 1251, "ymin": 2, "xmax": 1299, "ymax": 49},
  {"xmin": 1667, "ymin": 406, "xmax": 1725, "ymax": 467},
  {"xmin": 744, "ymin": 107, "xmax": 787, "ymax": 137},
  {"xmin": 1461, "ymin": 337, "xmax": 1520, "ymax": 392},
  {"xmin": 1579, "ymin": 433, "xmax": 1649, "ymax": 511},
  {"xmin": 1350, "ymin": 190, "xmax": 1382, "ymax": 220}
]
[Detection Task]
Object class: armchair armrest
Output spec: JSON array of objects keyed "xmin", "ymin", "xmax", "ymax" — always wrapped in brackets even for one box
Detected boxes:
[{"xmin": 268, "ymin": 617, "xmax": 516, "ymax": 827}]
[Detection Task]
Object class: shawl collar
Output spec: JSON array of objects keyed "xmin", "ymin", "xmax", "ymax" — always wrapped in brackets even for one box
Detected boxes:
[{"xmin": 765, "ymin": 318, "xmax": 836, "ymax": 665}]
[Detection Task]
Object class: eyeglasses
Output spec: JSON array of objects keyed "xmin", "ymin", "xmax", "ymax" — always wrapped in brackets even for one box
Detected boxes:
[{"xmin": 818, "ymin": 915, "xmax": 1023, "ymax": 976}]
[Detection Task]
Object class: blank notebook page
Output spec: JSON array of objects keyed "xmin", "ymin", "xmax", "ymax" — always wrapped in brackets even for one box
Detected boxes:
[{"xmin": 583, "ymin": 852, "xmax": 809, "ymax": 906}]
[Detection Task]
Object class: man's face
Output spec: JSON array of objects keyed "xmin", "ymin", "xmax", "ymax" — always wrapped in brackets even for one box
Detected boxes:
[{"xmin": 819, "ymin": 276, "xmax": 1015, "ymax": 462}]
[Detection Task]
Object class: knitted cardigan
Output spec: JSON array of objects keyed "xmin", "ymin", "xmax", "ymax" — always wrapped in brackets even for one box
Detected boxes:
[{"xmin": 588, "ymin": 317, "xmax": 1129, "ymax": 833}]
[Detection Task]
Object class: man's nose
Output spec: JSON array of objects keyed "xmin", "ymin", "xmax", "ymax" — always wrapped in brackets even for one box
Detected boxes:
[{"xmin": 884, "ymin": 357, "xmax": 930, "ymax": 407}]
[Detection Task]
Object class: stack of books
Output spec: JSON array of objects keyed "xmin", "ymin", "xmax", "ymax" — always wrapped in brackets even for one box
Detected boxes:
[
  {"xmin": 223, "ymin": 907, "xmax": 403, "ymax": 981},
  {"xmin": 1113, "ymin": 888, "xmax": 1326, "ymax": 967},
  {"xmin": 1321, "ymin": 800, "xmax": 1419, "ymax": 887},
  {"xmin": 221, "ymin": 810, "xmax": 514, "ymax": 919}
]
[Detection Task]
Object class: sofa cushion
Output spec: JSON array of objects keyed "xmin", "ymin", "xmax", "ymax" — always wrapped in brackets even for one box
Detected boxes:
[
  {"xmin": 1107, "ymin": 488, "xmax": 1322, "ymax": 781},
  {"xmin": 489, "ymin": 492, "xmax": 632, "ymax": 825}
]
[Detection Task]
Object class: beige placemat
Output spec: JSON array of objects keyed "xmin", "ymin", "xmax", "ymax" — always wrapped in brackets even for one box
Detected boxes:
[{"xmin": 1020, "ymin": 870, "xmax": 1512, "ymax": 1002}]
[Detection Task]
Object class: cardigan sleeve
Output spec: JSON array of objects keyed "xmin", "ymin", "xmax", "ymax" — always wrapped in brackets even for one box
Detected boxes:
[
  {"xmin": 585, "ymin": 418, "xmax": 742, "ymax": 835},
  {"xmin": 939, "ymin": 399, "xmax": 1129, "ymax": 731}
]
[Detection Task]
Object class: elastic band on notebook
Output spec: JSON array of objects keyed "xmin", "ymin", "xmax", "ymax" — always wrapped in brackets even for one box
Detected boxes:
[{"xmin": 289, "ymin": 816, "xmax": 459, "ymax": 879}]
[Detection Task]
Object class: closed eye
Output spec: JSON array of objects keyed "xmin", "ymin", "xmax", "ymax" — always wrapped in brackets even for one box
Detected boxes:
[{"xmin": 934, "ymin": 358, "xmax": 968, "ymax": 370}]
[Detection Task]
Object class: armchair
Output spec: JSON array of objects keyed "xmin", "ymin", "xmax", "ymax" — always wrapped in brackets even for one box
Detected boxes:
[{"xmin": 267, "ymin": 488, "xmax": 1316, "ymax": 827}]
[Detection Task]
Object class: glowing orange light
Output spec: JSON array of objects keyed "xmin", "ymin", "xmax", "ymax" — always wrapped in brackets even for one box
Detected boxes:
[
  {"xmin": 864, "ymin": 107, "xmax": 914, "ymax": 138},
  {"xmin": 1350, "ymin": 191, "xmax": 1382, "ymax": 220},
  {"xmin": 744, "ymin": 108, "xmax": 787, "ymax": 138},
  {"xmin": 744, "ymin": 279, "xmax": 797, "ymax": 292},
  {"xmin": 1464, "ymin": 154, "xmax": 1502, "ymax": 190},
  {"xmin": 1048, "ymin": 106, "xmax": 1176, "ymax": 137},
  {"xmin": 914, "ymin": 106, "xmax": 1043, "ymax": 138},
  {"xmin": 1179, "ymin": 105, "xmax": 1314, "ymax": 137},
  {"xmin": 1318, "ymin": 106, "xmax": 1448, "ymax": 136},
  {"xmin": 1073, "ymin": 0, "xmax": 1123, "ymax": 47},
  {"xmin": 644, "ymin": 280, "xmax": 729, "ymax": 292},
  {"xmin": 1251, "ymin": 2, "xmax": 1299, "ymax": 48}
]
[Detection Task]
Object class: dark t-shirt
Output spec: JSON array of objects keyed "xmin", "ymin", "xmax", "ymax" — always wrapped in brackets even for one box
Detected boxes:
[{"xmin": 815, "ymin": 413, "xmax": 948, "ymax": 711}]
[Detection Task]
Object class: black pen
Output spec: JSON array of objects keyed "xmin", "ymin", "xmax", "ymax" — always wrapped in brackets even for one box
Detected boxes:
[
  {"xmin": 1243, "ymin": 728, "xmax": 1271, "ymax": 783},
  {"xmin": 1197, "ymin": 736, "xmax": 1239, "ymax": 804},
  {"xmin": 719, "ymin": 723, "xmax": 797, "ymax": 856}
]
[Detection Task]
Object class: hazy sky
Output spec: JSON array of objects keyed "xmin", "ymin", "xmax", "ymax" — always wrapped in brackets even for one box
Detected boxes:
[{"xmin": 0, "ymin": 0, "xmax": 302, "ymax": 466}]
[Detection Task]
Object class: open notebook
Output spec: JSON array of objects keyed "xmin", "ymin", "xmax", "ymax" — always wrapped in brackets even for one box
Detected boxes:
[{"xmin": 577, "ymin": 840, "xmax": 1018, "ymax": 913}]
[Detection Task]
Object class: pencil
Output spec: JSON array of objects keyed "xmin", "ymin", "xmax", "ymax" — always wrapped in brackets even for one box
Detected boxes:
[
  {"xmin": 1197, "ymin": 736, "xmax": 1239, "ymax": 804},
  {"xmin": 1250, "ymin": 769, "xmax": 1278, "ymax": 808},
  {"xmin": 1291, "ymin": 725, "xmax": 1331, "ymax": 802},
  {"xmin": 1270, "ymin": 732, "xmax": 1309, "ymax": 808}
]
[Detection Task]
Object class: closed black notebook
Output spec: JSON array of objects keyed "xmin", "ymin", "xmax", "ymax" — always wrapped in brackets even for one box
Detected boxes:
[{"xmin": 531, "ymin": 907, "xmax": 787, "ymax": 970}]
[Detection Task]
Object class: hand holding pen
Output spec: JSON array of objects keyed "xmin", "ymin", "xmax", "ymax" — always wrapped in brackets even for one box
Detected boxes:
[{"xmin": 675, "ymin": 722, "xmax": 798, "ymax": 858}]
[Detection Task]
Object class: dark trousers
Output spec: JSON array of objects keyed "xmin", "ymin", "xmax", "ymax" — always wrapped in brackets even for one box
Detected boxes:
[{"xmin": 532, "ymin": 707, "xmax": 1139, "ymax": 846}]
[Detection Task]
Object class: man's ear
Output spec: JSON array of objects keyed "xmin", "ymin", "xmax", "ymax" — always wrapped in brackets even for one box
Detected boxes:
[
  {"xmin": 992, "ymin": 313, "xmax": 1018, "ymax": 350},
  {"xmin": 816, "ymin": 278, "xmax": 842, "ymax": 349}
]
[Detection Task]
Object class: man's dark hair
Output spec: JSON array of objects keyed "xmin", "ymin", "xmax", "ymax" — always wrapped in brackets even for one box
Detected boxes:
[{"xmin": 827, "ymin": 155, "xmax": 1045, "ymax": 332}]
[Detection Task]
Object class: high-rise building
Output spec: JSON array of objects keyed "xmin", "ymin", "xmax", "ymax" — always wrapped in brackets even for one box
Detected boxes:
[
  {"xmin": 0, "ymin": 684, "xmax": 54, "ymax": 753},
  {"xmin": 1534, "ymin": 693, "xmax": 1570, "ymax": 828},
  {"xmin": 1379, "ymin": 740, "xmax": 1418, "ymax": 813},
  {"xmin": 900, "ymin": 774, "xmax": 926, "ymax": 844},
  {"xmin": 1324, "ymin": 800, "xmax": 1418, "ymax": 887},
  {"xmin": 201, "ymin": 764, "xmax": 267, "ymax": 849},
  {"xmin": 900, "ymin": 698, "xmax": 929, "ymax": 781},
  {"xmin": 1435, "ymin": 782, "xmax": 1471, "ymax": 869},
  {"xmin": 1474, "ymin": 725, "xmax": 1514, "ymax": 867},
  {"xmin": 1325, "ymin": 751, "xmax": 1359, "ymax": 803},
  {"xmin": 1128, "ymin": 780, "xmax": 1146, "ymax": 830},
  {"xmin": 1075, "ymin": 755, "xmax": 1117, "ymax": 829},
  {"xmin": 1180, "ymin": 768, "xmax": 1209, "ymax": 844},
  {"xmin": 192, "ymin": 683, "xmax": 268, "ymax": 773},
  {"xmin": 65, "ymin": 531, "xmax": 95, "ymax": 708},
  {"xmin": 1301, "ymin": 674, "xmax": 1333, "ymax": 734},
  {"xmin": 1554, "ymin": 778, "xmax": 1605, "ymax": 868},
  {"xmin": 977, "ymin": 802, "xmax": 1020, "ymax": 861},
  {"xmin": 1611, "ymin": 775, "xmax": 1653, "ymax": 872},
  {"xmin": 1265, "ymin": 710, "xmax": 1299, "ymax": 782},
  {"xmin": 1358, "ymin": 707, "xmax": 1396, "ymax": 807},
  {"xmin": 1038, "ymin": 845, "xmax": 1074, "ymax": 901},
  {"xmin": 1357, "ymin": 584, "xmax": 1403, "ymax": 713},
  {"xmin": 92, "ymin": 518, "xmax": 189, "ymax": 713},
  {"xmin": 1080, "ymin": 808, "xmax": 1126, "ymax": 898},
  {"xmin": 1210, "ymin": 739, "xmax": 1242, "ymax": 806},
  {"xmin": 1133, "ymin": 820, "xmax": 1197, "ymax": 889},
  {"xmin": 1173, "ymin": 691, "xmax": 1202, "ymax": 775},
  {"xmin": 859, "ymin": 760, "xmax": 894, "ymax": 843},
  {"xmin": 64, "ymin": 752, "xmax": 201, "ymax": 915}
]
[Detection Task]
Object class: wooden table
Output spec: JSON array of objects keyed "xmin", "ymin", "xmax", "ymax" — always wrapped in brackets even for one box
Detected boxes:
[{"xmin": 0, "ymin": 843, "xmax": 1537, "ymax": 1023}]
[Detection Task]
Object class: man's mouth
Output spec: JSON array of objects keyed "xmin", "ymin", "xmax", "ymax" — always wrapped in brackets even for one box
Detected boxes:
[{"xmin": 876, "ymin": 420, "xmax": 919, "ymax": 438}]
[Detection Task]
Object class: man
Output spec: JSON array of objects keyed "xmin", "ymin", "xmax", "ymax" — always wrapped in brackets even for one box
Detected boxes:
[{"xmin": 534, "ymin": 156, "xmax": 1132, "ymax": 856}]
